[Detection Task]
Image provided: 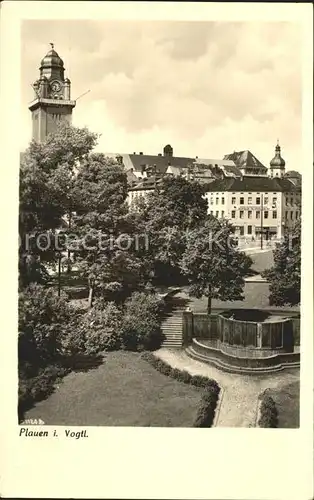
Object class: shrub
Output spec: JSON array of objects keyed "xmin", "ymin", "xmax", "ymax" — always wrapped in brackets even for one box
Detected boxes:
[
  {"xmin": 258, "ymin": 394, "xmax": 278, "ymax": 428},
  {"xmin": 190, "ymin": 375, "xmax": 212, "ymax": 388},
  {"xmin": 121, "ymin": 291, "xmax": 165, "ymax": 351},
  {"xmin": 157, "ymin": 362, "xmax": 172, "ymax": 376},
  {"xmin": 171, "ymin": 368, "xmax": 183, "ymax": 380},
  {"xmin": 61, "ymin": 302, "xmax": 123, "ymax": 357},
  {"xmin": 178, "ymin": 370, "xmax": 192, "ymax": 384},
  {"xmin": 18, "ymin": 284, "xmax": 76, "ymax": 368},
  {"xmin": 18, "ymin": 364, "xmax": 70, "ymax": 421},
  {"xmin": 193, "ymin": 386, "xmax": 220, "ymax": 428}
]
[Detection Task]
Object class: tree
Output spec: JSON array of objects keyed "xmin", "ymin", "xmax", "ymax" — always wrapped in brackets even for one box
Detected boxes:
[
  {"xmin": 136, "ymin": 176, "xmax": 208, "ymax": 284},
  {"xmin": 71, "ymin": 153, "xmax": 146, "ymax": 307},
  {"xmin": 262, "ymin": 220, "xmax": 301, "ymax": 306},
  {"xmin": 19, "ymin": 122, "xmax": 98, "ymax": 288},
  {"xmin": 18, "ymin": 284, "xmax": 76, "ymax": 369},
  {"xmin": 180, "ymin": 217, "xmax": 253, "ymax": 314}
]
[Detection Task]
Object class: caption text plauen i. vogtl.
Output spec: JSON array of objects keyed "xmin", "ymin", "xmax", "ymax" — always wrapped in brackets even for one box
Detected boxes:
[{"xmin": 19, "ymin": 427, "xmax": 89, "ymax": 439}]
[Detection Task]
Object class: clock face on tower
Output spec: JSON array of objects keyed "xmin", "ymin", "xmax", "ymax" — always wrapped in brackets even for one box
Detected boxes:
[{"xmin": 50, "ymin": 80, "xmax": 62, "ymax": 93}]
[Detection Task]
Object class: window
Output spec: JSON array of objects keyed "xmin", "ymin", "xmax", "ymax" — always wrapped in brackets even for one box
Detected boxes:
[
  {"xmin": 232, "ymin": 197, "xmax": 236, "ymax": 205},
  {"xmin": 248, "ymin": 211, "xmax": 252, "ymax": 219},
  {"xmin": 240, "ymin": 197, "xmax": 244, "ymax": 205},
  {"xmin": 216, "ymin": 211, "xmax": 219, "ymax": 217},
  {"xmin": 248, "ymin": 197, "xmax": 252, "ymax": 205},
  {"xmin": 296, "ymin": 211, "xmax": 299, "ymax": 219},
  {"xmin": 272, "ymin": 211, "xmax": 277, "ymax": 219},
  {"xmin": 239, "ymin": 210, "xmax": 244, "ymax": 219},
  {"xmin": 256, "ymin": 197, "xmax": 261, "ymax": 205},
  {"xmin": 291, "ymin": 211, "xmax": 293, "ymax": 220},
  {"xmin": 216, "ymin": 197, "xmax": 219, "ymax": 204},
  {"xmin": 290, "ymin": 198, "xmax": 293, "ymax": 205},
  {"xmin": 256, "ymin": 211, "xmax": 260, "ymax": 219},
  {"xmin": 231, "ymin": 210, "xmax": 236, "ymax": 219},
  {"xmin": 264, "ymin": 211, "xmax": 269, "ymax": 219},
  {"xmin": 240, "ymin": 227, "xmax": 244, "ymax": 236},
  {"xmin": 221, "ymin": 197, "xmax": 225, "ymax": 205},
  {"xmin": 210, "ymin": 197, "xmax": 213, "ymax": 205},
  {"xmin": 264, "ymin": 197, "xmax": 268, "ymax": 205},
  {"xmin": 285, "ymin": 211, "xmax": 288, "ymax": 220},
  {"xmin": 272, "ymin": 197, "xmax": 277, "ymax": 205},
  {"xmin": 247, "ymin": 225, "xmax": 252, "ymax": 235},
  {"xmin": 221, "ymin": 210, "xmax": 225, "ymax": 218},
  {"xmin": 210, "ymin": 211, "xmax": 213, "ymax": 215}
]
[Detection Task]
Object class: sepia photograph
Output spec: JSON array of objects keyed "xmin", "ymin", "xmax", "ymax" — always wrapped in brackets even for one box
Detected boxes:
[
  {"xmin": 0, "ymin": 2, "xmax": 312, "ymax": 499},
  {"xmin": 18, "ymin": 17, "xmax": 303, "ymax": 430}
]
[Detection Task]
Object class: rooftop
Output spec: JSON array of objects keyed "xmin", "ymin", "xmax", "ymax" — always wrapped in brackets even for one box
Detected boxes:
[{"xmin": 204, "ymin": 175, "xmax": 301, "ymax": 193}]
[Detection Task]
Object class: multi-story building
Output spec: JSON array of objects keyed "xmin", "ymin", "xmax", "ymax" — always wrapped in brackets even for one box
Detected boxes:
[
  {"xmin": 205, "ymin": 175, "xmax": 301, "ymax": 240},
  {"xmin": 205, "ymin": 143, "xmax": 301, "ymax": 240},
  {"xmin": 127, "ymin": 143, "xmax": 301, "ymax": 241}
]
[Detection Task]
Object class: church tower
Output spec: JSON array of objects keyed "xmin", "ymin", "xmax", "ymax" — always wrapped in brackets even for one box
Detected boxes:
[
  {"xmin": 29, "ymin": 43, "xmax": 76, "ymax": 143},
  {"xmin": 269, "ymin": 141, "xmax": 286, "ymax": 178}
]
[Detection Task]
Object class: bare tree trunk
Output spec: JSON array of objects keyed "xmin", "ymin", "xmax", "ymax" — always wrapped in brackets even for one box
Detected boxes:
[
  {"xmin": 88, "ymin": 285, "xmax": 94, "ymax": 309},
  {"xmin": 57, "ymin": 253, "xmax": 62, "ymax": 297},
  {"xmin": 207, "ymin": 288, "xmax": 212, "ymax": 315}
]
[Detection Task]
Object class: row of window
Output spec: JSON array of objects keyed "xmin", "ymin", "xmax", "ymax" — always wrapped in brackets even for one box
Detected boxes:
[
  {"xmin": 209, "ymin": 209, "xmax": 300, "ymax": 221},
  {"xmin": 285, "ymin": 211, "xmax": 299, "ymax": 220},
  {"xmin": 209, "ymin": 196, "xmax": 278, "ymax": 206},
  {"xmin": 231, "ymin": 210, "xmax": 277, "ymax": 219},
  {"xmin": 207, "ymin": 195, "xmax": 299, "ymax": 206}
]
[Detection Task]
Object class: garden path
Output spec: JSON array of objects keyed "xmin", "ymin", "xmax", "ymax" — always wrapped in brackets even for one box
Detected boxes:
[{"xmin": 154, "ymin": 348, "xmax": 300, "ymax": 427}]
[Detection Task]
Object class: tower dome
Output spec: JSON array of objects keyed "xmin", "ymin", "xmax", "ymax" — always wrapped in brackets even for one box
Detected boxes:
[
  {"xmin": 269, "ymin": 141, "xmax": 286, "ymax": 178},
  {"xmin": 40, "ymin": 44, "xmax": 64, "ymax": 69},
  {"xmin": 270, "ymin": 141, "xmax": 285, "ymax": 168},
  {"xmin": 39, "ymin": 43, "xmax": 65, "ymax": 81}
]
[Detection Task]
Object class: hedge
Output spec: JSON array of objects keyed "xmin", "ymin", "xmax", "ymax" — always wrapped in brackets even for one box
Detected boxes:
[
  {"xmin": 18, "ymin": 364, "xmax": 70, "ymax": 422},
  {"xmin": 141, "ymin": 352, "xmax": 220, "ymax": 427},
  {"xmin": 258, "ymin": 394, "xmax": 278, "ymax": 428}
]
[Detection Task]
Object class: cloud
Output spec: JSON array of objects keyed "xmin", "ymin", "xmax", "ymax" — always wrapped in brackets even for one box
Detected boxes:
[{"xmin": 21, "ymin": 20, "xmax": 302, "ymax": 171}]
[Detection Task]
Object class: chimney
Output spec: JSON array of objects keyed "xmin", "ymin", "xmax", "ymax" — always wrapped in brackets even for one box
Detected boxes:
[{"xmin": 139, "ymin": 152, "xmax": 143, "ymax": 155}]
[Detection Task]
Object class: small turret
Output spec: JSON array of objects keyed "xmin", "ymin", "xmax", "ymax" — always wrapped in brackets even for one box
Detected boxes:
[{"xmin": 270, "ymin": 140, "xmax": 286, "ymax": 178}]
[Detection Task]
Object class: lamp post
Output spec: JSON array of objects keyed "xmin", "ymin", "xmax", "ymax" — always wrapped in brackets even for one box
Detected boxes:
[{"xmin": 260, "ymin": 193, "xmax": 264, "ymax": 250}]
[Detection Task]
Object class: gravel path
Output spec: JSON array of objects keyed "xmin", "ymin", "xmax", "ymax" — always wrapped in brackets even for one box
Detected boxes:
[{"xmin": 155, "ymin": 348, "xmax": 300, "ymax": 427}]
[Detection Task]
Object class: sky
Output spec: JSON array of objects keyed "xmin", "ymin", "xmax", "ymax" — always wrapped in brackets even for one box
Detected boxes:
[{"xmin": 21, "ymin": 20, "xmax": 302, "ymax": 171}]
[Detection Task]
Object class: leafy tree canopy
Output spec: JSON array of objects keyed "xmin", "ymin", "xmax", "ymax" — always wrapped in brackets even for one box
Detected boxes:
[
  {"xmin": 262, "ymin": 220, "xmax": 301, "ymax": 306},
  {"xmin": 180, "ymin": 216, "xmax": 252, "ymax": 314}
]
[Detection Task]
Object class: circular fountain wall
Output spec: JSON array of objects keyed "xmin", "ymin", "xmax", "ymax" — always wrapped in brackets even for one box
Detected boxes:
[
  {"xmin": 186, "ymin": 309, "xmax": 300, "ymax": 373},
  {"xmin": 217, "ymin": 309, "xmax": 294, "ymax": 358}
]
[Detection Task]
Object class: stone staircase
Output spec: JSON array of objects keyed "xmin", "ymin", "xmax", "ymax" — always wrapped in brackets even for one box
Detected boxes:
[{"xmin": 161, "ymin": 312, "xmax": 183, "ymax": 347}]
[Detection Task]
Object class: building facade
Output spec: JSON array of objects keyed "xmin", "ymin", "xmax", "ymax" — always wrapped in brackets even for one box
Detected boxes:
[
  {"xmin": 205, "ymin": 176, "xmax": 301, "ymax": 240},
  {"xmin": 29, "ymin": 44, "xmax": 76, "ymax": 143},
  {"xmin": 127, "ymin": 143, "xmax": 301, "ymax": 240}
]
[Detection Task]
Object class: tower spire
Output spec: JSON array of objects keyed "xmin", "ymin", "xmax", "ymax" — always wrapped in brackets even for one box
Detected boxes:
[{"xmin": 50, "ymin": 42, "xmax": 54, "ymax": 49}]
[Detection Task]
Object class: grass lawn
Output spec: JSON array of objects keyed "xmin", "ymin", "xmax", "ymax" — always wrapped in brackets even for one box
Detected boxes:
[
  {"xmin": 24, "ymin": 351, "xmax": 202, "ymax": 427},
  {"xmin": 266, "ymin": 381, "xmax": 300, "ymax": 428},
  {"xmin": 181, "ymin": 282, "xmax": 299, "ymax": 313},
  {"xmin": 249, "ymin": 250, "xmax": 274, "ymax": 273}
]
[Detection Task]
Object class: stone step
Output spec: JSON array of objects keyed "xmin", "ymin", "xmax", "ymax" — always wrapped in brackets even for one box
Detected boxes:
[
  {"xmin": 162, "ymin": 326, "xmax": 182, "ymax": 330},
  {"xmin": 163, "ymin": 332, "xmax": 182, "ymax": 339},
  {"xmin": 162, "ymin": 320, "xmax": 182, "ymax": 324},
  {"xmin": 162, "ymin": 317, "xmax": 182, "ymax": 322},
  {"xmin": 186, "ymin": 346, "xmax": 299, "ymax": 375},
  {"xmin": 161, "ymin": 326, "xmax": 182, "ymax": 331},
  {"xmin": 162, "ymin": 342, "xmax": 182, "ymax": 347}
]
